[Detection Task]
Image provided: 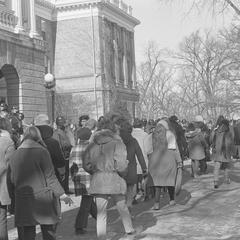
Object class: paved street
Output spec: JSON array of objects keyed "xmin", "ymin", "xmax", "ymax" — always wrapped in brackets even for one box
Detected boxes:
[{"xmin": 8, "ymin": 161, "xmax": 240, "ymax": 240}]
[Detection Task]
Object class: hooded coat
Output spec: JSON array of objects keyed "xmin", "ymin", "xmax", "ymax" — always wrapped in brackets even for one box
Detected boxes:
[
  {"xmin": 0, "ymin": 130, "xmax": 15, "ymax": 205},
  {"xmin": 185, "ymin": 129, "xmax": 208, "ymax": 161},
  {"xmin": 83, "ymin": 130, "xmax": 128, "ymax": 195},
  {"xmin": 7, "ymin": 139, "xmax": 64, "ymax": 226}
]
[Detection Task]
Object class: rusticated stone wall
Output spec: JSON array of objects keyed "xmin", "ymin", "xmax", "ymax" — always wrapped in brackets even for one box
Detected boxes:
[{"xmin": 0, "ymin": 31, "xmax": 47, "ymax": 123}]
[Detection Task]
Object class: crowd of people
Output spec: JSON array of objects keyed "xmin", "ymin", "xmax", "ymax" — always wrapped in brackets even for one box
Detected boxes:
[{"xmin": 0, "ymin": 103, "xmax": 238, "ymax": 240}]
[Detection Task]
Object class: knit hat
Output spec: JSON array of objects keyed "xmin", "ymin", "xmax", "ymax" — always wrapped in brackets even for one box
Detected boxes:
[
  {"xmin": 34, "ymin": 114, "xmax": 50, "ymax": 126},
  {"xmin": 56, "ymin": 116, "xmax": 66, "ymax": 127},
  {"xmin": 195, "ymin": 115, "xmax": 204, "ymax": 122}
]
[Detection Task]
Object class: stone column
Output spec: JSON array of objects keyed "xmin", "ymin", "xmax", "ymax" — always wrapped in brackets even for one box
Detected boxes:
[
  {"xmin": 12, "ymin": 0, "xmax": 24, "ymax": 33},
  {"xmin": 122, "ymin": 28, "xmax": 128, "ymax": 88},
  {"xmin": 113, "ymin": 24, "xmax": 120, "ymax": 85},
  {"xmin": 131, "ymin": 32, "xmax": 136, "ymax": 89},
  {"xmin": 29, "ymin": 0, "xmax": 38, "ymax": 38}
]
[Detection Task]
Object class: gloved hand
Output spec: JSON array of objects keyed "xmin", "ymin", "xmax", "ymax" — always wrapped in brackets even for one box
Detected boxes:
[{"xmin": 142, "ymin": 169, "xmax": 148, "ymax": 178}]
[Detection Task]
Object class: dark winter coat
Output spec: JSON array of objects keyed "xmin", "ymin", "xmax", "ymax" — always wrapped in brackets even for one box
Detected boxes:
[
  {"xmin": 37, "ymin": 125, "xmax": 65, "ymax": 180},
  {"xmin": 7, "ymin": 139, "xmax": 64, "ymax": 226},
  {"xmin": 53, "ymin": 128, "xmax": 72, "ymax": 160},
  {"xmin": 121, "ymin": 134, "xmax": 147, "ymax": 185}
]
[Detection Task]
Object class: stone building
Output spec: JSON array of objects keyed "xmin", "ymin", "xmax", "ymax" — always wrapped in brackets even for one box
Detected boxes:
[{"xmin": 0, "ymin": 0, "xmax": 140, "ymax": 123}]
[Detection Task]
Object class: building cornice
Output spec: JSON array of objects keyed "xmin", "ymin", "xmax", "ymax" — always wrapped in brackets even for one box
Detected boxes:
[
  {"xmin": 53, "ymin": 1, "xmax": 140, "ymax": 31},
  {"xmin": 99, "ymin": 2, "xmax": 140, "ymax": 31},
  {"xmin": 0, "ymin": 29, "xmax": 46, "ymax": 52},
  {"xmin": 55, "ymin": 0, "xmax": 100, "ymax": 9},
  {"xmin": 36, "ymin": 3, "xmax": 55, "ymax": 20},
  {"xmin": 36, "ymin": 0, "xmax": 55, "ymax": 10},
  {"xmin": 101, "ymin": 1, "xmax": 140, "ymax": 27}
]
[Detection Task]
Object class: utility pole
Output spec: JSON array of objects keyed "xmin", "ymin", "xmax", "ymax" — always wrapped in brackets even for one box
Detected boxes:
[{"xmin": 90, "ymin": 4, "xmax": 99, "ymax": 119}]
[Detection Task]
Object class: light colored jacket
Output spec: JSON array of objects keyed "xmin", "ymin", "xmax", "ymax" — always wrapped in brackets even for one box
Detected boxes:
[
  {"xmin": 0, "ymin": 130, "xmax": 15, "ymax": 205},
  {"xmin": 132, "ymin": 128, "xmax": 152, "ymax": 173},
  {"xmin": 83, "ymin": 129, "xmax": 128, "ymax": 195},
  {"xmin": 186, "ymin": 129, "xmax": 207, "ymax": 160}
]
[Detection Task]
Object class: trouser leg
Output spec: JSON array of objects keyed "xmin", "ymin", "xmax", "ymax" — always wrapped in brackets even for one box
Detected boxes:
[
  {"xmin": 192, "ymin": 160, "xmax": 199, "ymax": 177},
  {"xmin": 113, "ymin": 195, "xmax": 134, "ymax": 234},
  {"xmin": 199, "ymin": 159, "xmax": 207, "ymax": 173},
  {"xmin": 0, "ymin": 205, "xmax": 8, "ymax": 240},
  {"xmin": 17, "ymin": 226, "xmax": 36, "ymax": 240},
  {"xmin": 167, "ymin": 186, "xmax": 175, "ymax": 201},
  {"xmin": 75, "ymin": 195, "xmax": 95, "ymax": 229},
  {"xmin": 237, "ymin": 146, "xmax": 240, "ymax": 158},
  {"xmin": 214, "ymin": 162, "xmax": 221, "ymax": 182},
  {"xmin": 41, "ymin": 224, "xmax": 57, "ymax": 240},
  {"xmin": 64, "ymin": 160, "xmax": 70, "ymax": 192},
  {"xmin": 89, "ymin": 196, "xmax": 97, "ymax": 220},
  {"xmin": 224, "ymin": 168, "xmax": 230, "ymax": 181},
  {"xmin": 126, "ymin": 184, "xmax": 136, "ymax": 208},
  {"xmin": 154, "ymin": 187, "xmax": 160, "ymax": 203},
  {"xmin": 95, "ymin": 195, "xmax": 108, "ymax": 239}
]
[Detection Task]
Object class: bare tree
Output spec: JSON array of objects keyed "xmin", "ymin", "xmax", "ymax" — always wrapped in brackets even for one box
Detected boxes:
[
  {"xmin": 160, "ymin": 0, "xmax": 240, "ymax": 16},
  {"xmin": 175, "ymin": 30, "xmax": 240, "ymax": 120},
  {"xmin": 137, "ymin": 42, "xmax": 177, "ymax": 119}
]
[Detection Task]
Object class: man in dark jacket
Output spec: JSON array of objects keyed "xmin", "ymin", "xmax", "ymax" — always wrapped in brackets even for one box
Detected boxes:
[
  {"xmin": 53, "ymin": 116, "xmax": 73, "ymax": 194},
  {"xmin": 34, "ymin": 114, "xmax": 66, "ymax": 189}
]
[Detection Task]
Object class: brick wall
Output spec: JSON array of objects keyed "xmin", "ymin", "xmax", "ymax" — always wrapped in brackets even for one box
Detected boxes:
[
  {"xmin": 54, "ymin": 16, "xmax": 103, "ymax": 121},
  {"xmin": 55, "ymin": 16, "xmax": 101, "ymax": 78}
]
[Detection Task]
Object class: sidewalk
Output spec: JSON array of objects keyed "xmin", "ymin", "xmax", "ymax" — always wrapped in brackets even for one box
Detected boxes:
[{"xmin": 9, "ymin": 161, "xmax": 240, "ymax": 240}]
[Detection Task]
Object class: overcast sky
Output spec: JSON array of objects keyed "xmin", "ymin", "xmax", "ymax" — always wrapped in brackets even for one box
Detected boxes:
[{"xmin": 126, "ymin": 0, "xmax": 235, "ymax": 64}]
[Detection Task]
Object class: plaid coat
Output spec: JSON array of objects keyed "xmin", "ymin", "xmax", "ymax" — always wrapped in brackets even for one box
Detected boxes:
[{"xmin": 69, "ymin": 140, "xmax": 91, "ymax": 196}]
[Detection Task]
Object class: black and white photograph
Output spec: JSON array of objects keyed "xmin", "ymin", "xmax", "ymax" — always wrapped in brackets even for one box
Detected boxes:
[{"xmin": 1, "ymin": 0, "xmax": 240, "ymax": 239}]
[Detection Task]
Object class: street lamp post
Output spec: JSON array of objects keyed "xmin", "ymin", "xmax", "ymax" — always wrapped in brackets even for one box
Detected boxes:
[{"xmin": 44, "ymin": 73, "xmax": 55, "ymax": 123}]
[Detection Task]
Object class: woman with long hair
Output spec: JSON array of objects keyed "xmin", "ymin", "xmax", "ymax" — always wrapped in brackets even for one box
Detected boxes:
[
  {"xmin": 148, "ymin": 119, "xmax": 182, "ymax": 210},
  {"xmin": 7, "ymin": 126, "xmax": 73, "ymax": 240},
  {"xmin": 211, "ymin": 118, "xmax": 234, "ymax": 188}
]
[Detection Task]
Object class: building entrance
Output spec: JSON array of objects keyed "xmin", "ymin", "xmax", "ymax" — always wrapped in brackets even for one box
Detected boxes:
[{"xmin": 0, "ymin": 64, "xmax": 20, "ymax": 108}]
